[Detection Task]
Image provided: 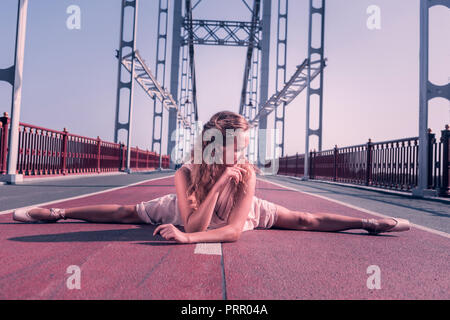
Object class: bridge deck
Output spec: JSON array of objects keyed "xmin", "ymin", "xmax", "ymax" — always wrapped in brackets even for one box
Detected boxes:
[{"xmin": 0, "ymin": 172, "xmax": 448, "ymax": 299}]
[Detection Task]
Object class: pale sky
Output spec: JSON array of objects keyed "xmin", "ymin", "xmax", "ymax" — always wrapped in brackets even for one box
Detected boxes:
[{"xmin": 0, "ymin": 0, "xmax": 448, "ymax": 158}]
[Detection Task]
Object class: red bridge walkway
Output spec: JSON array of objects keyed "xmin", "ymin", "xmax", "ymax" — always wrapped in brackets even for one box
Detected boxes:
[{"xmin": 0, "ymin": 173, "xmax": 448, "ymax": 299}]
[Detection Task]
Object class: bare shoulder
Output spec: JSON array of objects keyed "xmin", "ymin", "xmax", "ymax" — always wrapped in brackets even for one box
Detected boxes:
[
  {"xmin": 174, "ymin": 166, "xmax": 191, "ymax": 189},
  {"xmin": 175, "ymin": 165, "xmax": 191, "ymax": 177}
]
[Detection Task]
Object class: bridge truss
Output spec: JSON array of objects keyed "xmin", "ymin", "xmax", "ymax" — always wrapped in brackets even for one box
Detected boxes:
[
  {"xmin": 170, "ymin": 0, "xmax": 268, "ymax": 166},
  {"xmin": 1, "ymin": 0, "xmax": 448, "ymax": 201}
]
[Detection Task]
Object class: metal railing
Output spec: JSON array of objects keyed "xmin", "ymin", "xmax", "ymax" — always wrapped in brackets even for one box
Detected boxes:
[
  {"xmin": 0, "ymin": 112, "xmax": 169, "ymax": 177},
  {"xmin": 277, "ymin": 127, "xmax": 449, "ymax": 197}
]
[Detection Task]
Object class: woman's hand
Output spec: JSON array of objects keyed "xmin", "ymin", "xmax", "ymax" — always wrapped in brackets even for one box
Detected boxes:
[
  {"xmin": 216, "ymin": 166, "xmax": 247, "ymax": 187},
  {"xmin": 153, "ymin": 224, "xmax": 190, "ymax": 243}
]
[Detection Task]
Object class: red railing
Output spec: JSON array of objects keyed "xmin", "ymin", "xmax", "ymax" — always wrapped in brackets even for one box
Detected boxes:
[
  {"xmin": 278, "ymin": 127, "xmax": 449, "ymax": 197},
  {"xmin": 0, "ymin": 112, "xmax": 169, "ymax": 177},
  {"xmin": 0, "ymin": 113, "xmax": 8, "ymax": 174}
]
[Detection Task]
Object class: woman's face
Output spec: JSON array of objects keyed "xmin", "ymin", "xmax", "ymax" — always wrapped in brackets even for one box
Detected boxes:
[{"xmin": 223, "ymin": 130, "xmax": 250, "ymax": 166}]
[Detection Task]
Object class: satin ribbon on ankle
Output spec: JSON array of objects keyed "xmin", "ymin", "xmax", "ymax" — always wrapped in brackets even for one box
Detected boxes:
[{"xmin": 49, "ymin": 208, "xmax": 67, "ymax": 220}]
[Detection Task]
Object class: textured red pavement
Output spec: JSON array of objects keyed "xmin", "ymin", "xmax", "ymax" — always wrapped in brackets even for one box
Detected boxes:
[
  {"xmin": 0, "ymin": 176, "xmax": 449, "ymax": 299},
  {"xmin": 0, "ymin": 177, "xmax": 222, "ymax": 300},
  {"xmin": 224, "ymin": 182, "xmax": 450, "ymax": 299}
]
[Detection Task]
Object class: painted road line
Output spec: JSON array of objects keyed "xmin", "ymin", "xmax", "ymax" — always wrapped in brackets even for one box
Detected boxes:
[
  {"xmin": 0, "ymin": 174, "xmax": 175, "ymax": 216},
  {"xmin": 285, "ymin": 175, "xmax": 450, "ymax": 204},
  {"xmin": 194, "ymin": 242, "xmax": 222, "ymax": 255},
  {"xmin": 258, "ymin": 177, "xmax": 450, "ymax": 239}
]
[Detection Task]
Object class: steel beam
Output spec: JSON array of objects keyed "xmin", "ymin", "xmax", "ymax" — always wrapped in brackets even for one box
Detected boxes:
[
  {"xmin": 184, "ymin": 0, "xmax": 199, "ymax": 121},
  {"xmin": 0, "ymin": 0, "xmax": 29, "ymax": 184},
  {"xmin": 257, "ymin": 0, "xmax": 272, "ymax": 167},
  {"xmin": 412, "ymin": 0, "xmax": 450, "ymax": 197},
  {"xmin": 245, "ymin": 47, "xmax": 261, "ymax": 164},
  {"xmin": 303, "ymin": 0, "xmax": 326, "ymax": 180},
  {"xmin": 151, "ymin": 0, "xmax": 170, "ymax": 169},
  {"xmin": 181, "ymin": 19, "xmax": 261, "ymax": 47},
  {"xmin": 176, "ymin": 32, "xmax": 190, "ymax": 164},
  {"xmin": 168, "ymin": 0, "xmax": 183, "ymax": 168},
  {"xmin": 239, "ymin": 0, "xmax": 261, "ymax": 115},
  {"xmin": 273, "ymin": 0, "xmax": 289, "ymax": 159},
  {"xmin": 114, "ymin": 0, "xmax": 139, "ymax": 173},
  {"xmin": 175, "ymin": 27, "xmax": 197, "ymax": 164}
]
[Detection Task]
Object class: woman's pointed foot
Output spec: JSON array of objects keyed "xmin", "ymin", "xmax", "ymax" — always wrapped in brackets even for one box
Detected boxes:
[
  {"xmin": 362, "ymin": 217, "xmax": 410, "ymax": 235},
  {"xmin": 13, "ymin": 207, "xmax": 67, "ymax": 223}
]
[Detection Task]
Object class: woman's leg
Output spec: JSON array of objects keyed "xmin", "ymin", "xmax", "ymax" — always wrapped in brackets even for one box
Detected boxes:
[
  {"xmin": 28, "ymin": 205, "xmax": 143, "ymax": 224},
  {"xmin": 272, "ymin": 204, "xmax": 396, "ymax": 232}
]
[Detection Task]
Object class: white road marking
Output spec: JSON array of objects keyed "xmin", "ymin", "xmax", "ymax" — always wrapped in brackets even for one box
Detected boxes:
[
  {"xmin": 258, "ymin": 177, "xmax": 450, "ymax": 239},
  {"xmin": 0, "ymin": 174, "xmax": 175, "ymax": 216},
  {"xmin": 194, "ymin": 242, "xmax": 222, "ymax": 255}
]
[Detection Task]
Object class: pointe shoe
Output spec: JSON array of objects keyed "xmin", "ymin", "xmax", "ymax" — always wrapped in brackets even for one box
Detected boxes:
[
  {"xmin": 362, "ymin": 217, "xmax": 410, "ymax": 235},
  {"xmin": 13, "ymin": 207, "xmax": 67, "ymax": 223}
]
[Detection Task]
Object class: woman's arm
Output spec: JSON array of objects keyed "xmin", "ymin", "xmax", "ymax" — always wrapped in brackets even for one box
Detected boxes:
[
  {"xmin": 187, "ymin": 224, "xmax": 242, "ymax": 243},
  {"xmin": 158, "ymin": 169, "xmax": 256, "ymax": 243},
  {"xmin": 174, "ymin": 166, "xmax": 247, "ymax": 233},
  {"xmin": 175, "ymin": 168, "xmax": 220, "ymax": 233}
]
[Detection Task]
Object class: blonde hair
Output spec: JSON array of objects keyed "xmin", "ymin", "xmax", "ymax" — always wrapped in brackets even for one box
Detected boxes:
[{"xmin": 186, "ymin": 111, "xmax": 258, "ymax": 211}]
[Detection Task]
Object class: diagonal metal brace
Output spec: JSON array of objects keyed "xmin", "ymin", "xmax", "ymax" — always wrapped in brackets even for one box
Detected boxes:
[
  {"xmin": 181, "ymin": 19, "xmax": 261, "ymax": 47},
  {"xmin": 120, "ymin": 50, "xmax": 191, "ymax": 129},
  {"xmin": 249, "ymin": 57, "xmax": 327, "ymax": 125}
]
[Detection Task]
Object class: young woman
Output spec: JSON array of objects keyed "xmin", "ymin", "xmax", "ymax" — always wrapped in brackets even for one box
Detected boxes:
[{"xmin": 13, "ymin": 111, "xmax": 410, "ymax": 243}]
